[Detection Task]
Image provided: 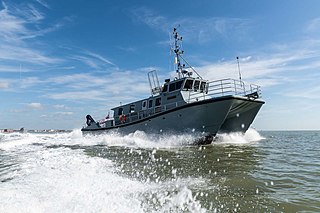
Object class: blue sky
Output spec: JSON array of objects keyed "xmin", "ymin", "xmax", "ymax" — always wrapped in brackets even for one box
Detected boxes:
[{"xmin": 1, "ymin": 0, "xmax": 320, "ymax": 130}]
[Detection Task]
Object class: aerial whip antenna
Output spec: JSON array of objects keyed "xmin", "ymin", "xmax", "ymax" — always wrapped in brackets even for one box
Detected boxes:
[{"xmin": 236, "ymin": 56, "xmax": 242, "ymax": 82}]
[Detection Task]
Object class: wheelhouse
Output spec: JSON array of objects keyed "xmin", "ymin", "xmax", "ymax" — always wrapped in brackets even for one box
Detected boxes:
[
  {"xmin": 161, "ymin": 77, "xmax": 208, "ymax": 94},
  {"xmin": 108, "ymin": 77, "xmax": 209, "ymax": 125}
]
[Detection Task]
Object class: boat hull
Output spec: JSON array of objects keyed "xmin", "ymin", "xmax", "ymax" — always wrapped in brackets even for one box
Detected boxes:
[
  {"xmin": 82, "ymin": 96, "xmax": 264, "ymax": 144},
  {"xmin": 82, "ymin": 97, "xmax": 235, "ymax": 136},
  {"xmin": 219, "ymin": 97, "xmax": 265, "ymax": 133}
]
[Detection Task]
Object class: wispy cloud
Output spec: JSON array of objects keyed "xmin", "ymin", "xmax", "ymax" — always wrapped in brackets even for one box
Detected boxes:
[
  {"xmin": 18, "ymin": 3, "xmax": 44, "ymax": 22},
  {"xmin": 54, "ymin": 111, "xmax": 74, "ymax": 116},
  {"xmin": 47, "ymin": 90, "xmax": 106, "ymax": 101},
  {"xmin": 130, "ymin": 7, "xmax": 167, "ymax": 31},
  {"xmin": 174, "ymin": 17, "xmax": 252, "ymax": 43},
  {"xmin": 42, "ymin": 69, "xmax": 151, "ymax": 109},
  {"xmin": 284, "ymin": 85, "xmax": 320, "ymax": 99},
  {"xmin": 20, "ymin": 77, "xmax": 44, "ymax": 88},
  {"xmin": 117, "ymin": 46, "xmax": 137, "ymax": 53},
  {"xmin": 53, "ymin": 104, "xmax": 67, "ymax": 109},
  {"xmin": 0, "ymin": 1, "xmax": 45, "ymax": 41},
  {"xmin": 27, "ymin": 102, "xmax": 43, "ymax": 109},
  {"xmin": 85, "ymin": 51, "xmax": 115, "ymax": 66},
  {"xmin": 0, "ymin": 1, "xmax": 65, "ymax": 72},
  {"xmin": 69, "ymin": 51, "xmax": 116, "ymax": 70},
  {"xmin": 0, "ymin": 44, "xmax": 61, "ymax": 65},
  {"xmin": 129, "ymin": 7, "xmax": 252, "ymax": 43},
  {"xmin": 195, "ymin": 38, "xmax": 320, "ymax": 91},
  {"xmin": 35, "ymin": 0, "xmax": 49, "ymax": 9},
  {"xmin": 0, "ymin": 4, "xmax": 27, "ymax": 42}
]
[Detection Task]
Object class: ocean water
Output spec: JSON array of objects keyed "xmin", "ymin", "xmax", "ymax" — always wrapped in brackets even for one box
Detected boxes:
[{"xmin": 0, "ymin": 129, "xmax": 319, "ymax": 212}]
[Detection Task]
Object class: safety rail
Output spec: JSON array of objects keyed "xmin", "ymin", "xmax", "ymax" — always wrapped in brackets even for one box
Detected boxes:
[
  {"xmin": 188, "ymin": 78, "xmax": 261, "ymax": 103},
  {"xmin": 112, "ymin": 100, "xmax": 187, "ymax": 126}
]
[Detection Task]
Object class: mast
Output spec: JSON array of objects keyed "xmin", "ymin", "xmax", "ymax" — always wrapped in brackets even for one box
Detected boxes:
[
  {"xmin": 173, "ymin": 28, "xmax": 183, "ymax": 78},
  {"xmin": 171, "ymin": 28, "xmax": 202, "ymax": 79}
]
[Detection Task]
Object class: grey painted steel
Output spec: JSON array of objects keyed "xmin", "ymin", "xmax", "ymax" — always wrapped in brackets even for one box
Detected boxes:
[
  {"xmin": 82, "ymin": 95, "xmax": 264, "ymax": 139},
  {"xmin": 219, "ymin": 97, "xmax": 264, "ymax": 133},
  {"xmin": 108, "ymin": 98, "xmax": 233, "ymax": 136}
]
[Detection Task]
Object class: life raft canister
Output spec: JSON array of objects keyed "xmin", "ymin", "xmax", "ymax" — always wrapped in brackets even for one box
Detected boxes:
[{"xmin": 119, "ymin": 114, "xmax": 127, "ymax": 123}]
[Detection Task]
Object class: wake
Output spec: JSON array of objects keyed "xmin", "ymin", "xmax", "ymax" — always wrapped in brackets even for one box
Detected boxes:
[{"xmin": 0, "ymin": 128, "xmax": 264, "ymax": 151}]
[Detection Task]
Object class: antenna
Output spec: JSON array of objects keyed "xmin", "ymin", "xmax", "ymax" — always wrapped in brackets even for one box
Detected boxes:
[
  {"xmin": 236, "ymin": 57, "xmax": 242, "ymax": 82},
  {"xmin": 171, "ymin": 27, "xmax": 202, "ymax": 79},
  {"xmin": 173, "ymin": 27, "xmax": 183, "ymax": 78},
  {"xmin": 168, "ymin": 31, "xmax": 173, "ymax": 73}
]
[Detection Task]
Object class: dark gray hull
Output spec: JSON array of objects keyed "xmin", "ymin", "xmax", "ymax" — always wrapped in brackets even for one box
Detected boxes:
[
  {"xmin": 219, "ymin": 97, "xmax": 264, "ymax": 133},
  {"xmin": 113, "ymin": 98, "xmax": 233, "ymax": 136},
  {"xmin": 82, "ymin": 96, "xmax": 264, "ymax": 142}
]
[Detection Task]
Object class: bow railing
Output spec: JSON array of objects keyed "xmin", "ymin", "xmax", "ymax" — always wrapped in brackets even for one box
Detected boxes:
[{"xmin": 188, "ymin": 78, "xmax": 261, "ymax": 103}]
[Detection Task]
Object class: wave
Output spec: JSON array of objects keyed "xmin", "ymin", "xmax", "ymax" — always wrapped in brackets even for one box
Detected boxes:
[
  {"xmin": 0, "ymin": 133, "xmax": 208, "ymax": 212},
  {"xmin": 0, "ymin": 128, "xmax": 265, "ymax": 212},
  {"xmin": 0, "ymin": 128, "xmax": 264, "ymax": 151},
  {"xmin": 214, "ymin": 128, "xmax": 265, "ymax": 145}
]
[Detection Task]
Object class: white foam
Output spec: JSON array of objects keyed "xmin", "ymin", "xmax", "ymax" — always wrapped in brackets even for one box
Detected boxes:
[
  {"xmin": 0, "ymin": 133, "xmax": 41, "ymax": 151},
  {"xmin": 0, "ymin": 128, "xmax": 264, "ymax": 151},
  {"xmin": 0, "ymin": 128, "xmax": 264, "ymax": 212},
  {"xmin": 214, "ymin": 128, "xmax": 264, "ymax": 145},
  {"xmin": 76, "ymin": 130, "xmax": 198, "ymax": 148},
  {"xmin": 0, "ymin": 131, "xmax": 208, "ymax": 212},
  {"xmin": 142, "ymin": 186, "xmax": 207, "ymax": 213},
  {"xmin": 0, "ymin": 147, "xmax": 145, "ymax": 213}
]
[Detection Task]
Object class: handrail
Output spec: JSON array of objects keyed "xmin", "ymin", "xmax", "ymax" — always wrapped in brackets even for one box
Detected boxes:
[
  {"xmin": 187, "ymin": 78, "xmax": 261, "ymax": 103},
  {"xmin": 111, "ymin": 100, "xmax": 187, "ymax": 125}
]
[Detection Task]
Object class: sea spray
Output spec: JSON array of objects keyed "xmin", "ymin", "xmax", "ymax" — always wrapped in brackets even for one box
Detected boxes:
[
  {"xmin": 0, "ymin": 131, "xmax": 210, "ymax": 212},
  {"xmin": 214, "ymin": 128, "xmax": 264, "ymax": 144},
  {"xmin": 1, "ymin": 131, "xmax": 318, "ymax": 212}
]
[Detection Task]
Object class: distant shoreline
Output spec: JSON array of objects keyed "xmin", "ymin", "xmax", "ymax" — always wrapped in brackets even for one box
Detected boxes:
[{"xmin": 0, "ymin": 129, "xmax": 72, "ymax": 133}]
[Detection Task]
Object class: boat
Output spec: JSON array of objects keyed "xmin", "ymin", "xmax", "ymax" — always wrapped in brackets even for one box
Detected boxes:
[{"xmin": 81, "ymin": 28, "xmax": 265, "ymax": 144}]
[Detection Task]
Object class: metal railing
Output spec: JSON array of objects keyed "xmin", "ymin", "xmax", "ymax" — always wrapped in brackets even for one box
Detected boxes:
[{"xmin": 188, "ymin": 78, "xmax": 261, "ymax": 103}]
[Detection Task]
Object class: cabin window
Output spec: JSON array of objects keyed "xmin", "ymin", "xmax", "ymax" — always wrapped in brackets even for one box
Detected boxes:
[
  {"xmin": 169, "ymin": 80, "xmax": 184, "ymax": 92},
  {"xmin": 155, "ymin": 98, "xmax": 161, "ymax": 106},
  {"xmin": 118, "ymin": 107, "xmax": 123, "ymax": 115},
  {"xmin": 200, "ymin": 82, "xmax": 206, "ymax": 93},
  {"xmin": 194, "ymin": 80, "xmax": 200, "ymax": 91},
  {"xmin": 167, "ymin": 95, "xmax": 176, "ymax": 100},
  {"xmin": 142, "ymin": 100, "xmax": 147, "ymax": 110},
  {"xmin": 169, "ymin": 83, "xmax": 175, "ymax": 92},
  {"xmin": 184, "ymin": 79, "xmax": 193, "ymax": 90},
  {"xmin": 130, "ymin": 104, "xmax": 135, "ymax": 113},
  {"xmin": 162, "ymin": 84, "xmax": 168, "ymax": 92},
  {"xmin": 148, "ymin": 99, "xmax": 153, "ymax": 108},
  {"xmin": 175, "ymin": 80, "xmax": 184, "ymax": 90}
]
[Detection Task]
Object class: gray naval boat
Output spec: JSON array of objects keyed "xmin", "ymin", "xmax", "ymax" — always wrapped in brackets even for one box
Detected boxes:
[{"xmin": 82, "ymin": 28, "xmax": 265, "ymax": 144}]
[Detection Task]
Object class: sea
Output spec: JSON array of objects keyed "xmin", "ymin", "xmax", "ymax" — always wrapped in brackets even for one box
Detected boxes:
[{"xmin": 0, "ymin": 129, "xmax": 319, "ymax": 213}]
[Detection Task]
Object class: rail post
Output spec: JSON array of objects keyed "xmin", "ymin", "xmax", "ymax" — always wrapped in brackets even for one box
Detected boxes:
[{"xmin": 221, "ymin": 80, "xmax": 224, "ymax": 96}]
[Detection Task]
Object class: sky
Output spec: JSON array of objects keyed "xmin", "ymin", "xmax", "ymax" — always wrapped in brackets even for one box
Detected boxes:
[{"xmin": 1, "ymin": 0, "xmax": 320, "ymax": 130}]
